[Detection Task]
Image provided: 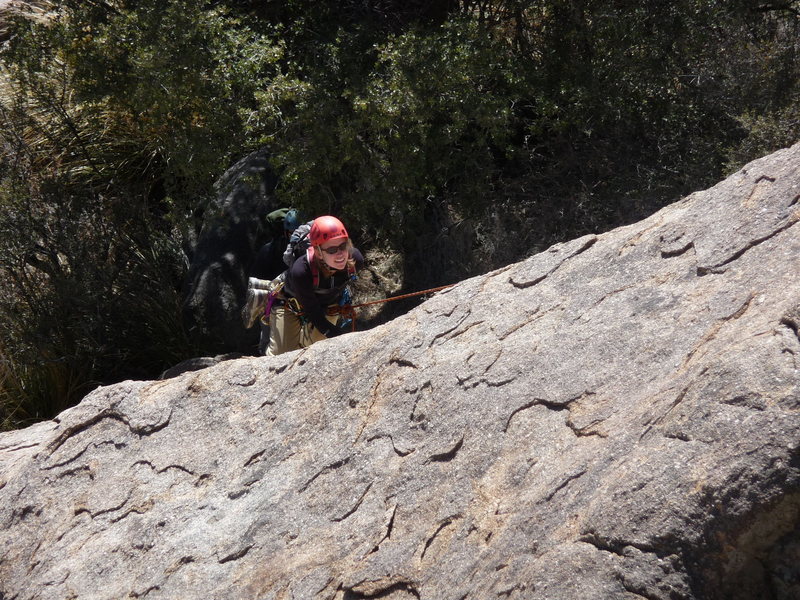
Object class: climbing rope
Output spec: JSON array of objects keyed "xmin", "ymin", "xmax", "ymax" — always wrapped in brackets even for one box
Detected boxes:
[
  {"xmin": 339, "ymin": 283, "xmax": 456, "ymax": 331},
  {"xmin": 273, "ymin": 283, "xmax": 457, "ymax": 332},
  {"xmin": 350, "ymin": 283, "xmax": 456, "ymax": 310}
]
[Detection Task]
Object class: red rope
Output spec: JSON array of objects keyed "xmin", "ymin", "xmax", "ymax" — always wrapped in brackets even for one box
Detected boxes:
[
  {"xmin": 350, "ymin": 283, "xmax": 456, "ymax": 309},
  {"xmin": 290, "ymin": 284, "xmax": 456, "ymax": 333},
  {"xmin": 342, "ymin": 283, "xmax": 455, "ymax": 331}
]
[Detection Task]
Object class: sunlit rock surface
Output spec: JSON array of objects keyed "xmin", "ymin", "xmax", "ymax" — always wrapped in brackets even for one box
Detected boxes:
[{"xmin": 1, "ymin": 144, "xmax": 799, "ymax": 599}]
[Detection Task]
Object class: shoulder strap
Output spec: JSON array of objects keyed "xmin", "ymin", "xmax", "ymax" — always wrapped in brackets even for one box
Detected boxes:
[{"xmin": 306, "ymin": 246, "xmax": 319, "ymax": 288}]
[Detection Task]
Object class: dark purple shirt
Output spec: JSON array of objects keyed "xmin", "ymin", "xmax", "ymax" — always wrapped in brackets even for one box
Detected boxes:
[{"xmin": 284, "ymin": 248, "xmax": 364, "ymax": 334}]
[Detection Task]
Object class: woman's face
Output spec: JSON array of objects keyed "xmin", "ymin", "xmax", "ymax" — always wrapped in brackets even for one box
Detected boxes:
[{"xmin": 319, "ymin": 239, "xmax": 349, "ymax": 270}]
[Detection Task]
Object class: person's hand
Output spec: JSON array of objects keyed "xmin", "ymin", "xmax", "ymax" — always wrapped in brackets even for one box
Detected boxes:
[{"xmin": 324, "ymin": 324, "xmax": 348, "ymax": 338}]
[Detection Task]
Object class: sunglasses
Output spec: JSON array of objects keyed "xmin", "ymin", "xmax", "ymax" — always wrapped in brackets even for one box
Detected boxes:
[{"xmin": 320, "ymin": 240, "xmax": 349, "ymax": 255}]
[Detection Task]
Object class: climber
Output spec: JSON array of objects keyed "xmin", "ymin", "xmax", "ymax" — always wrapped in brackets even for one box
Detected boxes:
[
  {"xmin": 245, "ymin": 208, "xmax": 302, "ymax": 355},
  {"xmin": 266, "ymin": 215, "xmax": 364, "ymax": 356},
  {"xmin": 250, "ymin": 207, "xmax": 302, "ymax": 281}
]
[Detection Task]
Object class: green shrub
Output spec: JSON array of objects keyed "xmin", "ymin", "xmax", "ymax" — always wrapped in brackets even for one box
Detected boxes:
[
  {"xmin": 0, "ymin": 0, "xmax": 282, "ymax": 430},
  {"xmin": 2, "ymin": 0, "xmax": 799, "ymax": 429},
  {"xmin": 256, "ymin": 19, "xmax": 521, "ymax": 240}
]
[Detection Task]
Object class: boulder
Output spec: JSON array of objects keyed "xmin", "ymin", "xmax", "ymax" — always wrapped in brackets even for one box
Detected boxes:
[
  {"xmin": 181, "ymin": 148, "xmax": 278, "ymax": 354},
  {"xmin": 158, "ymin": 353, "xmax": 245, "ymax": 380},
  {"xmin": 1, "ymin": 144, "xmax": 799, "ymax": 599}
]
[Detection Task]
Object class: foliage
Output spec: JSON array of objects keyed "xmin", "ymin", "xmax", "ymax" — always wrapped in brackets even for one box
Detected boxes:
[
  {"xmin": 255, "ymin": 19, "xmax": 521, "ymax": 242},
  {"xmin": 0, "ymin": 0, "xmax": 281, "ymax": 430},
  {"xmin": 1, "ymin": 0, "xmax": 281, "ymax": 204},
  {"xmin": 255, "ymin": 0, "xmax": 800, "ymax": 255},
  {"xmin": 1, "ymin": 0, "xmax": 800, "ymax": 429}
]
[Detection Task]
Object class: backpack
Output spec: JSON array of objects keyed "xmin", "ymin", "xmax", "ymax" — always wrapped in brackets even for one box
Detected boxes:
[
  {"xmin": 282, "ymin": 220, "xmax": 327, "ymax": 287},
  {"xmin": 265, "ymin": 207, "xmax": 292, "ymax": 236},
  {"xmin": 282, "ymin": 221, "xmax": 313, "ymax": 269}
]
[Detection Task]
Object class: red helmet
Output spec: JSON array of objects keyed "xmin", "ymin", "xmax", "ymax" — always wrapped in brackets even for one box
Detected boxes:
[{"xmin": 309, "ymin": 215, "xmax": 349, "ymax": 245}]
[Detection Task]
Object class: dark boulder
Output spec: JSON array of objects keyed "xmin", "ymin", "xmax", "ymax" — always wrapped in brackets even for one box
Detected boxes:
[{"xmin": 182, "ymin": 148, "xmax": 278, "ymax": 354}]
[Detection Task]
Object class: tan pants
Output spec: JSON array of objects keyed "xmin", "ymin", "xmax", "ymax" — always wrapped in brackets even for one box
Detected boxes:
[{"xmin": 266, "ymin": 306, "xmax": 338, "ymax": 356}]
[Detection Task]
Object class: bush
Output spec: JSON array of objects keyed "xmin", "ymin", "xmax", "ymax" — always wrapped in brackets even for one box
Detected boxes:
[
  {"xmin": 2, "ymin": 0, "xmax": 799, "ymax": 429},
  {"xmin": 0, "ymin": 0, "xmax": 282, "ymax": 430}
]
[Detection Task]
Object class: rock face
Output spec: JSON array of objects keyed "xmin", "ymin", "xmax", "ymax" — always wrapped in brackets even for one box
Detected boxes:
[
  {"xmin": 2, "ymin": 145, "xmax": 799, "ymax": 600},
  {"xmin": 182, "ymin": 148, "xmax": 279, "ymax": 353}
]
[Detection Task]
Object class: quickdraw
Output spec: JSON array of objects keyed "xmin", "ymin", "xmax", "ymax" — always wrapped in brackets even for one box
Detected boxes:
[{"xmin": 281, "ymin": 296, "xmax": 309, "ymax": 326}]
